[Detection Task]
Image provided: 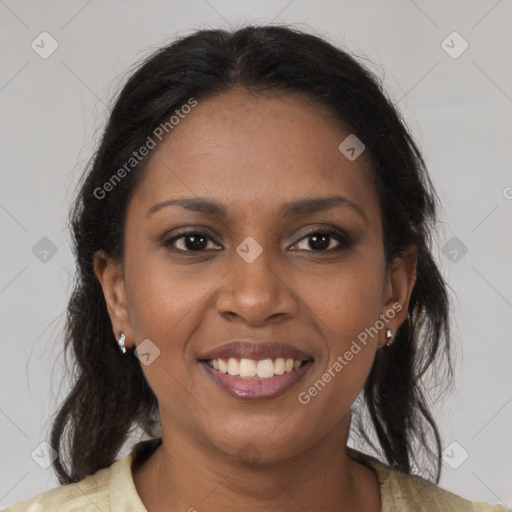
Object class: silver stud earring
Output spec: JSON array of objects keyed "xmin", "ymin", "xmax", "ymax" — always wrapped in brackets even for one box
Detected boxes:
[
  {"xmin": 385, "ymin": 329, "xmax": 394, "ymax": 347},
  {"xmin": 117, "ymin": 333, "xmax": 127, "ymax": 354}
]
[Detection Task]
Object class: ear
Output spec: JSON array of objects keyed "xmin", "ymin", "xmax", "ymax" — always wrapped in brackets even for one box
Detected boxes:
[
  {"xmin": 93, "ymin": 250, "xmax": 133, "ymax": 349},
  {"xmin": 379, "ymin": 245, "xmax": 417, "ymax": 347}
]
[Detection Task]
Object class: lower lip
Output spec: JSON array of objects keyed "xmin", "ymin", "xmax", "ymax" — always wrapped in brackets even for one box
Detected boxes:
[{"xmin": 200, "ymin": 361, "xmax": 313, "ymax": 401}]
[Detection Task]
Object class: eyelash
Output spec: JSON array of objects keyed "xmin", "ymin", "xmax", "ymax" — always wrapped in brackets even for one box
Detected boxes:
[{"xmin": 161, "ymin": 227, "xmax": 352, "ymax": 254}]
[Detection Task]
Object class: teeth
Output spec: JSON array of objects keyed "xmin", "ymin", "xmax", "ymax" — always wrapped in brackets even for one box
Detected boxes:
[
  {"xmin": 208, "ymin": 357, "xmax": 307, "ymax": 379},
  {"xmin": 227, "ymin": 357, "xmax": 239, "ymax": 376},
  {"xmin": 218, "ymin": 358, "xmax": 228, "ymax": 373},
  {"xmin": 256, "ymin": 359, "xmax": 275, "ymax": 379},
  {"xmin": 239, "ymin": 358, "xmax": 257, "ymax": 378},
  {"xmin": 274, "ymin": 357, "xmax": 285, "ymax": 375}
]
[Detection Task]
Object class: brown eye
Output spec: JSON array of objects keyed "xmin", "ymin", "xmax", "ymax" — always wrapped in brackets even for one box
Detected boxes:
[
  {"xmin": 164, "ymin": 231, "xmax": 221, "ymax": 252},
  {"xmin": 290, "ymin": 228, "xmax": 351, "ymax": 252}
]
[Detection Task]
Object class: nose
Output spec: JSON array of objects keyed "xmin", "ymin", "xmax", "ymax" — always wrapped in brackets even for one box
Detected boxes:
[{"xmin": 215, "ymin": 244, "xmax": 298, "ymax": 327}]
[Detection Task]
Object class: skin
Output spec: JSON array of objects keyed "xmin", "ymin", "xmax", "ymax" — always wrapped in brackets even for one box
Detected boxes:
[{"xmin": 94, "ymin": 88, "xmax": 417, "ymax": 512}]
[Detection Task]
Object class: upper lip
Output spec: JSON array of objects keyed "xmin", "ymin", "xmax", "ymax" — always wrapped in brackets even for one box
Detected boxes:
[{"xmin": 198, "ymin": 340, "xmax": 313, "ymax": 362}]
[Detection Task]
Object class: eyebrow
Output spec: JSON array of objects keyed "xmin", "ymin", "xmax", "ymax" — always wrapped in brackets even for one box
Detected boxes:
[{"xmin": 146, "ymin": 195, "xmax": 368, "ymax": 224}]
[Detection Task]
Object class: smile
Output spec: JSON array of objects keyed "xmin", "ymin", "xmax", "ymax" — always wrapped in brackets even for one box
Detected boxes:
[
  {"xmin": 208, "ymin": 357, "xmax": 306, "ymax": 379},
  {"xmin": 200, "ymin": 357, "xmax": 314, "ymax": 400}
]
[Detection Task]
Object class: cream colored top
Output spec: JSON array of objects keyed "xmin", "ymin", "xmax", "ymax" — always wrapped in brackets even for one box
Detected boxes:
[{"xmin": 4, "ymin": 442, "xmax": 510, "ymax": 512}]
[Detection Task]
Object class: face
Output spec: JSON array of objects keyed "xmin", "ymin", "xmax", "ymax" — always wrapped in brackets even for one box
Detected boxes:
[{"xmin": 95, "ymin": 88, "xmax": 414, "ymax": 464}]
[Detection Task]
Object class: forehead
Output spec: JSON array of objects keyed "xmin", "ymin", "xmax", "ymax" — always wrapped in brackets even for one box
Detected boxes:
[{"xmin": 129, "ymin": 89, "xmax": 379, "ymax": 223}]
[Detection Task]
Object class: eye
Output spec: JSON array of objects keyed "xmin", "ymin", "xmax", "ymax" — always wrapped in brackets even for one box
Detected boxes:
[
  {"xmin": 162, "ymin": 227, "xmax": 351, "ymax": 254},
  {"xmin": 163, "ymin": 230, "xmax": 222, "ymax": 252},
  {"xmin": 289, "ymin": 228, "xmax": 351, "ymax": 252}
]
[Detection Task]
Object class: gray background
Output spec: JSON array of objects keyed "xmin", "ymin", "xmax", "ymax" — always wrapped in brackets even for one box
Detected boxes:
[{"xmin": 1, "ymin": 0, "xmax": 511, "ymax": 508}]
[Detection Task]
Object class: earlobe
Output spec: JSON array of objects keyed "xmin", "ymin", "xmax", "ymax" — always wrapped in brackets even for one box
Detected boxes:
[
  {"xmin": 93, "ymin": 250, "xmax": 133, "ymax": 347},
  {"xmin": 380, "ymin": 245, "xmax": 417, "ymax": 346}
]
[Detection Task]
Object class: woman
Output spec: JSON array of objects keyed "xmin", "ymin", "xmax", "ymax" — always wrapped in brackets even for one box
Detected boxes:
[{"xmin": 6, "ymin": 24, "xmax": 508, "ymax": 512}]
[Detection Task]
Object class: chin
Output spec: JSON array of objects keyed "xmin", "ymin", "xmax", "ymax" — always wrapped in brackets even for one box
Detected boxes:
[{"xmin": 207, "ymin": 426, "xmax": 313, "ymax": 466}]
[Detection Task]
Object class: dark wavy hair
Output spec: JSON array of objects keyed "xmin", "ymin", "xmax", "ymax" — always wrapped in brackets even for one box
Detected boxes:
[{"xmin": 50, "ymin": 24, "xmax": 452, "ymax": 485}]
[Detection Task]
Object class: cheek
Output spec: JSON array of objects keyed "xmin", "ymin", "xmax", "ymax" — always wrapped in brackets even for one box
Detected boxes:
[
  {"xmin": 122, "ymin": 257, "xmax": 207, "ymax": 429},
  {"xmin": 298, "ymin": 315, "xmax": 378, "ymax": 430},
  {"xmin": 318, "ymin": 254, "xmax": 386, "ymax": 343},
  {"xmin": 299, "ymin": 257, "xmax": 384, "ymax": 413},
  {"xmin": 123, "ymin": 253, "xmax": 224, "ymax": 398},
  {"xmin": 124, "ymin": 253, "xmax": 218, "ymax": 341}
]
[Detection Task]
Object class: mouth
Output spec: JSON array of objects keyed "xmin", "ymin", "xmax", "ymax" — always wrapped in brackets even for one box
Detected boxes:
[
  {"xmin": 197, "ymin": 340, "xmax": 314, "ymax": 401},
  {"xmin": 203, "ymin": 356, "xmax": 311, "ymax": 379}
]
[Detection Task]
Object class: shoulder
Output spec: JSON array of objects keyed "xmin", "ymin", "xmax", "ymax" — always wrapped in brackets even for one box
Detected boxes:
[
  {"xmin": 3, "ymin": 462, "xmax": 114, "ymax": 512},
  {"xmin": 347, "ymin": 447, "xmax": 511, "ymax": 512},
  {"xmin": 4, "ymin": 439, "xmax": 159, "ymax": 512},
  {"xmin": 383, "ymin": 467, "xmax": 510, "ymax": 511}
]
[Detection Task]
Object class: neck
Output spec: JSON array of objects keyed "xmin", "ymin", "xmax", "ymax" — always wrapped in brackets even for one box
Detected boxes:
[{"xmin": 132, "ymin": 416, "xmax": 381, "ymax": 512}]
